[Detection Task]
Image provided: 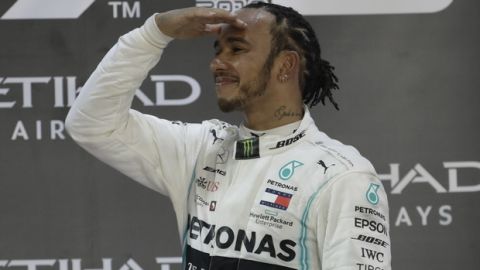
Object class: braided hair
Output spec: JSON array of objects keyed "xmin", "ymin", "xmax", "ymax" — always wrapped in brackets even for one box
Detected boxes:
[{"xmin": 244, "ymin": 2, "xmax": 340, "ymax": 110}]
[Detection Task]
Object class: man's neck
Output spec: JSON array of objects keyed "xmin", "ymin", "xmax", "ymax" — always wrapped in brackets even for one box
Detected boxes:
[{"xmin": 243, "ymin": 103, "xmax": 304, "ymax": 130}]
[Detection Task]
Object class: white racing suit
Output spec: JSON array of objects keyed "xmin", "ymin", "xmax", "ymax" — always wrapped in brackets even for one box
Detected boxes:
[{"xmin": 66, "ymin": 15, "xmax": 392, "ymax": 270}]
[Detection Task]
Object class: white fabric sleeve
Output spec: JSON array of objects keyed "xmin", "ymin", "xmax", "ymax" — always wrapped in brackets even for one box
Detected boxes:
[
  {"xmin": 316, "ymin": 172, "xmax": 392, "ymax": 270},
  {"xmin": 65, "ymin": 14, "xmax": 205, "ymax": 199}
]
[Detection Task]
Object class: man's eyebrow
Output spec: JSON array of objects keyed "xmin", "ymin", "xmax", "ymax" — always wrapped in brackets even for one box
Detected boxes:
[
  {"xmin": 226, "ymin": 37, "xmax": 249, "ymax": 45},
  {"xmin": 213, "ymin": 37, "xmax": 250, "ymax": 49}
]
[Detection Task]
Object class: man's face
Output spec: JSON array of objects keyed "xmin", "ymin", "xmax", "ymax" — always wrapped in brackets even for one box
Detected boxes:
[{"xmin": 210, "ymin": 8, "xmax": 275, "ymax": 112}]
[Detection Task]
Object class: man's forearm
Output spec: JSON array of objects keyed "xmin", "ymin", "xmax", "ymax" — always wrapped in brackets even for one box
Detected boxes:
[{"xmin": 65, "ymin": 14, "xmax": 172, "ymax": 140}]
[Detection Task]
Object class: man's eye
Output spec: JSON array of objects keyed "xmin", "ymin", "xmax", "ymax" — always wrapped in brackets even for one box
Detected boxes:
[{"xmin": 232, "ymin": 48, "xmax": 243, "ymax": 53}]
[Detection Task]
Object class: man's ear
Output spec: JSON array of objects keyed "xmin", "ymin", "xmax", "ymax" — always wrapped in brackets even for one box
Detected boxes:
[{"xmin": 275, "ymin": 50, "xmax": 300, "ymax": 83}]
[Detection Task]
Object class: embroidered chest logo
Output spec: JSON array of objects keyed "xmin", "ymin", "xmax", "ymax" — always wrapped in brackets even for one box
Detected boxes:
[
  {"xmin": 235, "ymin": 137, "xmax": 260, "ymax": 159},
  {"xmin": 216, "ymin": 147, "xmax": 228, "ymax": 164},
  {"xmin": 279, "ymin": 160, "xmax": 304, "ymax": 180},
  {"xmin": 317, "ymin": 160, "xmax": 335, "ymax": 174},
  {"xmin": 260, "ymin": 188, "xmax": 293, "ymax": 211},
  {"xmin": 210, "ymin": 129, "xmax": 224, "ymax": 145},
  {"xmin": 195, "ymin": 177, "xmax": 220, "ymax": 192},
  {"xmin": 366, "ymin": 183, "xmax": 380, "ymax": 205},
  {"xmin": 269, "ymin": 130, "xmax": 306, "ymax": 149}
]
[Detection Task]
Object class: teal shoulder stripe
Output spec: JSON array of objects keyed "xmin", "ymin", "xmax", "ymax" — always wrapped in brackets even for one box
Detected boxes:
[{"xmin": 299, "ymin": 180, "xmax": 330, "ymax": 270}]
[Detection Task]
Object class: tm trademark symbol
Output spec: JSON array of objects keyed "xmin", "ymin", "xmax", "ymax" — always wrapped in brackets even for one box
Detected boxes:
[{"xmin": 108, "ymin": 1, "xmax": 140, "ymax": 19}]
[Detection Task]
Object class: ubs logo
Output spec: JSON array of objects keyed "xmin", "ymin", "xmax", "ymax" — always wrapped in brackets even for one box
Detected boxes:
[{"xmin": 195, "ymin": 177, "xmax": 220, "ymax": 192}]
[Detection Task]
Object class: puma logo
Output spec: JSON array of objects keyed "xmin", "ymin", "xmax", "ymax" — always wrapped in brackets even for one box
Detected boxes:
[
  {"xmin": 317, "ymin": 160, "xmax": 335, "ymax": 174},
  {"xmin": 210, "ymin": 129, "xmax": 224, "ymax": 145}
]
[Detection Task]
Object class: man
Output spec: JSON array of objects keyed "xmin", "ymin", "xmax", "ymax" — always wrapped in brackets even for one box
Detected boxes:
[{"xmin": 66, "ymin": 2, "xmax": 391, "ymax": 270}]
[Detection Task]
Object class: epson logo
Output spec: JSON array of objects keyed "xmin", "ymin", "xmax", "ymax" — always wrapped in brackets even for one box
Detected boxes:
[
  {"xmin": 188, "ymin": 215, "xmax": 296, "ymax": 262},
  {"xmin": 197, "ymin": 0, "xmax": 452, "ymax": 15},
  {"xmin": 354, "ymin": 218, "xmax": 389, "ymax": 236}
]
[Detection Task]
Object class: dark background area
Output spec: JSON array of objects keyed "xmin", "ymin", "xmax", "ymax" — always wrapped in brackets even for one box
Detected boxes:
[{"xmin": 1, "ymin": 0, "xmax": 478, "ymax": 269}]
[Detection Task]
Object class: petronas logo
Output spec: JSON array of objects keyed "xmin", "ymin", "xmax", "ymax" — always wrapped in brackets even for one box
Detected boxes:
[
  {"xmin": 366, "ymin": 183, "xmax": 380, "ymax": 205},
  {"xmin": 235, "ymin": 138, "xmax": 260, "ymax": 159},
  {"xmin": 279, "ymin": 161, "xmax": 304, "ymax": 180}
]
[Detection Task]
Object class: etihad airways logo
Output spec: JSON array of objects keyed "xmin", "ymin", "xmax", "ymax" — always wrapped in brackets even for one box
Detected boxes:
[
  {"xmin": 379, "ymin": 162, "xmax": 480, "ymax": 194},
  {"xmin": 0, "ymin": 75, "xmax": 200, "ymax": 108},
  {"xmin": 1, "ymin": 75, "xmax": 201, "ymax": 141},
  {"xmin": 197, "ymin": 0, "xmax": 453, "ymax": 15}
]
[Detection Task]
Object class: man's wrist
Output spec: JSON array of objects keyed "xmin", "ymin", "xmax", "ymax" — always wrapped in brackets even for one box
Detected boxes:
[{"xmin": 141, "ymin": 14, "xmax": 174, "ymax": 48}]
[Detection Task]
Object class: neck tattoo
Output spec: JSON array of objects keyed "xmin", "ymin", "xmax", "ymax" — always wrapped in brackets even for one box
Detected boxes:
[{"xmin": 274, "ymin": 105, "xmax": 303, "ymax": 121}]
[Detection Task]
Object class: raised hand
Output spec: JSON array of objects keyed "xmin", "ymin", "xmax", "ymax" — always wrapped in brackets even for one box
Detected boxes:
[{"xmin": 155, "ymin": 7, "xmax": 247, "ymax": 39}]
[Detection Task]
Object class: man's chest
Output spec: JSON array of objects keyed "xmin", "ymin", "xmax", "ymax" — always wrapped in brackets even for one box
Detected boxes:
[{"xmin": 184, "ymin": 147, "xmax": 331, "ymax": 266}]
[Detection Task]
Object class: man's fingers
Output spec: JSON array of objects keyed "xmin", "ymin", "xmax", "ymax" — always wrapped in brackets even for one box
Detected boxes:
[
  {"xmin": 204, "ymin": 24, "xmax": 222, "ymax": 35},
  {"xmin": 156, "ymin": 7, "xmax": 247, "ymax": 39},
  {"xmin": 232, "ymin": 18, "xmax": 248, "ymax": 28},
  {"xmin": 203, "ymin": 9, "xmax": 247, "ymax": 28},
  {"xmin": 202, "ymin": 16, "xmax": 247, "ymax": 29}
]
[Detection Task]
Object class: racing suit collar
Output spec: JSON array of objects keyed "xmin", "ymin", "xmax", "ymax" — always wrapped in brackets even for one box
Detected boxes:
[
  {"xmin": 234, "ymin": 106, "xmax": 317, "ymax": 160},
  {"xmin": 238, "ymin": 120, "xmax": 301, "ymax": 138}
]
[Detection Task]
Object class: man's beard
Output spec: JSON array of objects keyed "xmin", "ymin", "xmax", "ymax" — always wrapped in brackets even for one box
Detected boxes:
[
  {"xmin": 217, "ymin": 76, "xmax": 268, "ymax": 112},
  {"xmin": 217, "ymin": 52, "xmax": 275, "ymax": 113}
]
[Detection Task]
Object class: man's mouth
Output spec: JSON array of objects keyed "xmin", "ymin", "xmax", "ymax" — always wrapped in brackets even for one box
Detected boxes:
[{"xmin": 215, "ymin": 74, "xmax": 239, "ymax": 86}]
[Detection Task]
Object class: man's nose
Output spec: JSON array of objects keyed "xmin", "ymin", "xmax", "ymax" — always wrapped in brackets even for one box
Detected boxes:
[{"xmin": 209, "ymin": 57, "xmax": 228, "ymax": 73}]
